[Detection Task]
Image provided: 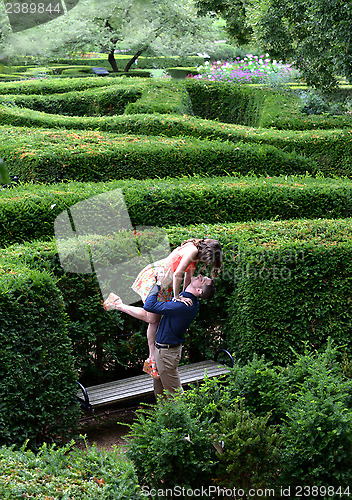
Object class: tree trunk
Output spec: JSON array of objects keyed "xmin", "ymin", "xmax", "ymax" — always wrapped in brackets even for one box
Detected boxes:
[
  {"xmin": 124, "ymin": 47, "xmax": 146, "ymax": 72},
  {"xmin": 108, "ymin": 49, "xmax": 119, "ymax": 73}
]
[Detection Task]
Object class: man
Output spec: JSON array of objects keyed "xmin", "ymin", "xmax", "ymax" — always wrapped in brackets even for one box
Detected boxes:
[{"xmin": 105, "ymin": 274, "xmax": 216, "ymax": 399}]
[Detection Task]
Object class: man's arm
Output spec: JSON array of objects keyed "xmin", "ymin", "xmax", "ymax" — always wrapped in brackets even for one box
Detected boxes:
[{"xmin": 143, "ymin": 283, "xmax": 192, "ymax": 316}]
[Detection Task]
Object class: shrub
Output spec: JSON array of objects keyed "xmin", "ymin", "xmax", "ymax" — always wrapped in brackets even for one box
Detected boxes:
[
  {"xmin": 223, "ymin": 219, "xmax": 352, "ymax": 365},
  {"xmin": 4, "ymin": 175, "xmax": 352, "ymax": 246},
  {"xmin": 0, "ymin": 441, "xmax": 142, "ymax": 499},
  {"xmin": 214, "ymin": 402, "xmax": 283, "ymax": 497},
  {"xmin": 1, "ymin": 84, "xmax": 144, "ymax": 116},
  {"xmin": 0, "ymin": 125, "xmax": 315, "ymax": 183},
  {"xmin": 0, "ymin": 264, "xmax": 79, "ymax": 448},
  {"xmin": 279, "ymin": 343, "xmax": 352, "ymax": 488},
  {"xmin": 125, "ymin": 394, "xmax": 217, "ymax": 494},
  {"xmin": 226, "ymin": 356, "xmax": 290, "ymax": 425}
]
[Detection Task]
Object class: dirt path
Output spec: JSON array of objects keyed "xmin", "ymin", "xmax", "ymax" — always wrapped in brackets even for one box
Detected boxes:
[{"xmin": 75, "ymin": 405, "xmax": 140, "ymax": 451}]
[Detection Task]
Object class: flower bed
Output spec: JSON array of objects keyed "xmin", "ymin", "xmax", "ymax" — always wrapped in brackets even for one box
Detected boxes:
[{"xmin": 189, "ymin": 54, "xmax": 299, "ymax": 85}]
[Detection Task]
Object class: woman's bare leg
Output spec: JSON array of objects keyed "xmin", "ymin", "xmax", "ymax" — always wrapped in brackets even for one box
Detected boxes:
[{"xmin": 146, "ymin": 313, "xmax": 161, "ymax": 360}]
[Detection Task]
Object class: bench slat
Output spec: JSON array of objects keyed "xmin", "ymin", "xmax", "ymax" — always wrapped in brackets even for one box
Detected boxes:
[{"xmin": 78, "ymin": 361, "xmax": 230, "ymax": 409}]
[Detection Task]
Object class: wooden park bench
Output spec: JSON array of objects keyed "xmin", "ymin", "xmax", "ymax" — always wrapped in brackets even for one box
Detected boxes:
[{"xmin": 77, "ymin": 349, "xmax": 233, "ymax": 412}]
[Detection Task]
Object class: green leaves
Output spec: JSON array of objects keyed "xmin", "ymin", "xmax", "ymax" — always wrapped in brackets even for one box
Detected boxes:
[{"xmin": 0, "ymin": 158, "xmax": 9, "ymax": 184}]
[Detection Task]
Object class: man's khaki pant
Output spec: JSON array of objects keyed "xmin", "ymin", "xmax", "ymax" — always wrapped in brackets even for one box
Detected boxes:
[{"xmin": 153, "ymin": 345, "xmax": 184, "ymax": 399}]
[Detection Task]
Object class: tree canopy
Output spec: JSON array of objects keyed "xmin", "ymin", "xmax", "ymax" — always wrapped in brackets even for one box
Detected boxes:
[
  {"xmin": 196, "ymin": 0, "xmax": 352, "ymax": 90},
  {"xmin": 0, "ymin": 0, "xmax": 225, "ymax": 70}
]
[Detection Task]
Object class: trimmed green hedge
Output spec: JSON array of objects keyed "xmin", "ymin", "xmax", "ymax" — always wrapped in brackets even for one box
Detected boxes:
[
  {"xmin": 0, "ymin": 76, "xmax": 126, "ymax": 94},
  {"xmin": 1, "ymin": 84, "xmax": 144, "ymax": 116},
  {"xmin": 1, "ymin": 219, "xmax": 352, "ymax": 389},
  {"xmin": 2, "ymin": 175, "xmax": 352, "ymax": 247},
  {"xmin": 184, "ymin": 80, "xmax": 352, "ymax": 130},
  {"xmin": 219, "ymin": 219, "xmax": 352, "ymax": 365},
  {"xmin": 0, "ymin": 442, "xmax": 142, "ymax": 498},
  {"xmin": 184, "ymin": 79, "xmax": 269, "ymax": 126},
  {"xmin": 0, "ymin": 263, "xmax": 79, "ymax": 448},
  {"xmin": 124, "ymin": 80, "xmax": 193, "ymax": 115},
  {"xmin": 1, "ymin": 105, "xmax": 351, "ymax": 176},
  {"xmin": 0, "ymin": 125, "xmax": 314, "ymax": 183}
]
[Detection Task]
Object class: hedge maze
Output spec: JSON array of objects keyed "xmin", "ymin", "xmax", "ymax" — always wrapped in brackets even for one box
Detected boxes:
[{"xmin": 1, "ymin": 74, "xmax": 352, "ymax": 446}]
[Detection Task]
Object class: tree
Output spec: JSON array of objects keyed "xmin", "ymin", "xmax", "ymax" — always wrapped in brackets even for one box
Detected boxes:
[
  {"xmin": 257, "ymin": 0, "xmax": 352, "ymax": 91},
  {"xmin": 196, "ymin": 0, "xmax": 253, "ymax": 45},
  {"xmin": 196, "ymin": 0, "xmax": 352, "ymax": 91},
  {"xmin": 0, "ymin": 0, "xmax": 224, "ymax": 72}
]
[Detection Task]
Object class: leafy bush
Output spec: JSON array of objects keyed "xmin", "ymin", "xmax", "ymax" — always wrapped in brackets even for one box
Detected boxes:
[
  {"xmin": 214, "ymin": 402, "xmax": 282, "ymax": 497},
  {"xmin": 0, "ymin": 125, "xmax": 315, "ymax": 183},
  {"xmin": 226, "ymin": 356, "xmax": 290, "ymax": 425},
  {"xmin": 0, "ymin": 441, "xmax": 142, "ymax": 499},
  {"xmin": 126, "ymin": 394, "xmax": 217, "ymax": 494},
  {"xmin": 0, "ymin": 264, "xmax": 79, "ymax": 448},
  {"xmin": 279, "ymin": 342, "xmax": 352, "ymax": 488},
  {"xmin": 3, "ymin": 175, "xmax": 352, "ymax": 246}
]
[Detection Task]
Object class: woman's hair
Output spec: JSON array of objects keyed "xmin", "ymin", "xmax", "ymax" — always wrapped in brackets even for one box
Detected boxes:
[{"xmin": 181, "ymin": 238, "xmax": 223, "ymax": 277}]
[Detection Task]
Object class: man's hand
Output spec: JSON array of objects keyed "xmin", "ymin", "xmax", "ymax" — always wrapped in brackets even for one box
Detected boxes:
[
  {"xmin": 103, "ymin": 293, "xmax": 123, "ymax": 311},
  {"xmin": 172, "ymin": 296, "xmax": 193, "ymax": 306}
]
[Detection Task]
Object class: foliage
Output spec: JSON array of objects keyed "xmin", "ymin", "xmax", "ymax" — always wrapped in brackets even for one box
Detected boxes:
[
  {"xmin": 299, "ymin": 90, "xmax": 351, "ymax": 116},
  {"xmin": 0, "ymin": 0, "xmax": 225, "ymax": 71},
  {"xmin": 196, "ymin": 0, "xmax": 253, "ymax": 45},
  {"xmin": 226, "ymin": 356, "xmax": 290, "ymax": 425},
  {"xmin": 4, "ymin": 175, "xmax": 352, "ymax": 246},
  {"xmin": 279, "ymin": 341, "xmax": 352, "ymax": 487},
  {"xmin": 0, "ymin": 125, "xmax": 314, "ymax": 184},
  {"xmin": 125, "ymin": 394, "xmax": 217, "ymax": 493},
  {"xmin": 257, "ymin": 0, "xmax": 352, "ymax": 92},
  {"xmin": 0, "ymin": 440, "xmax": 142, "ymax": 499},
  {"xmin": 0, "ymin": 265, "xmax": 79, "ymax": 448},
  {"xmin": 214, "ymin": 402, "xmax": 282, "ymax": 496},
  {"xmin": 123, "ymin": 343, "xmax": 352, "ymax": 494}
]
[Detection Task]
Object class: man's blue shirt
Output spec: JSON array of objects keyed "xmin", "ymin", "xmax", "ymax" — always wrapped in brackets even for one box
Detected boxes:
[{"xmin": 143, "ymin": 283, "xmax": 199, "ymax": 345}]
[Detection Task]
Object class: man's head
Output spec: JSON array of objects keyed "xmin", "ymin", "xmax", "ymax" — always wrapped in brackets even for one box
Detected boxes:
[{"xmin": 187, "ymin": 275, "xmax": 216, "ymax": 300}]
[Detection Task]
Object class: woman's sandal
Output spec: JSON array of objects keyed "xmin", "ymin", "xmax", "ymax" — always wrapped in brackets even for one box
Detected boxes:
[{"xmin": 143, "ymin": 357, "xmax": 160, "ymax": 379}]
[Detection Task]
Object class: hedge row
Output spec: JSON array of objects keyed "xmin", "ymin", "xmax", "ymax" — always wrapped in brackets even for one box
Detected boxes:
[
  {"xmin": 2, "ymin": 175, "xmax": 352, "ymax": 246},
  {"xmin": 0, "ymin": 76, "xmax": 127, "ymax": 94},
  {"xmin": 0, "ymin": 263, "xmax": 79, "ymax": 448},
  {"xmin": 184, "ymin": 80, "xmax": 352, "ymax": 130},
  {"xmin": 3, "ymin": 77, "xmax": 351, "ymax": 130},
  {"xmin": 1, "ymin": 84, "xmax": 145, "ymax": 117},
  {"xmin": 1, "ymin": 80, "xmax": 193, "ymax": 117},
  {"xmin": 1, "ymin": 105, "xmax": 351, "ymax": 176},
  {"xmin": 2, "ymin": 219, "xmax": 352, "ymax": 385},
  {"xmin": 51, "ymin": 54, "xmax": 204, "ymax": 69},
  {"xmin": 0, "ymin": 126, "xmax": 314, "ymax": 183}
]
